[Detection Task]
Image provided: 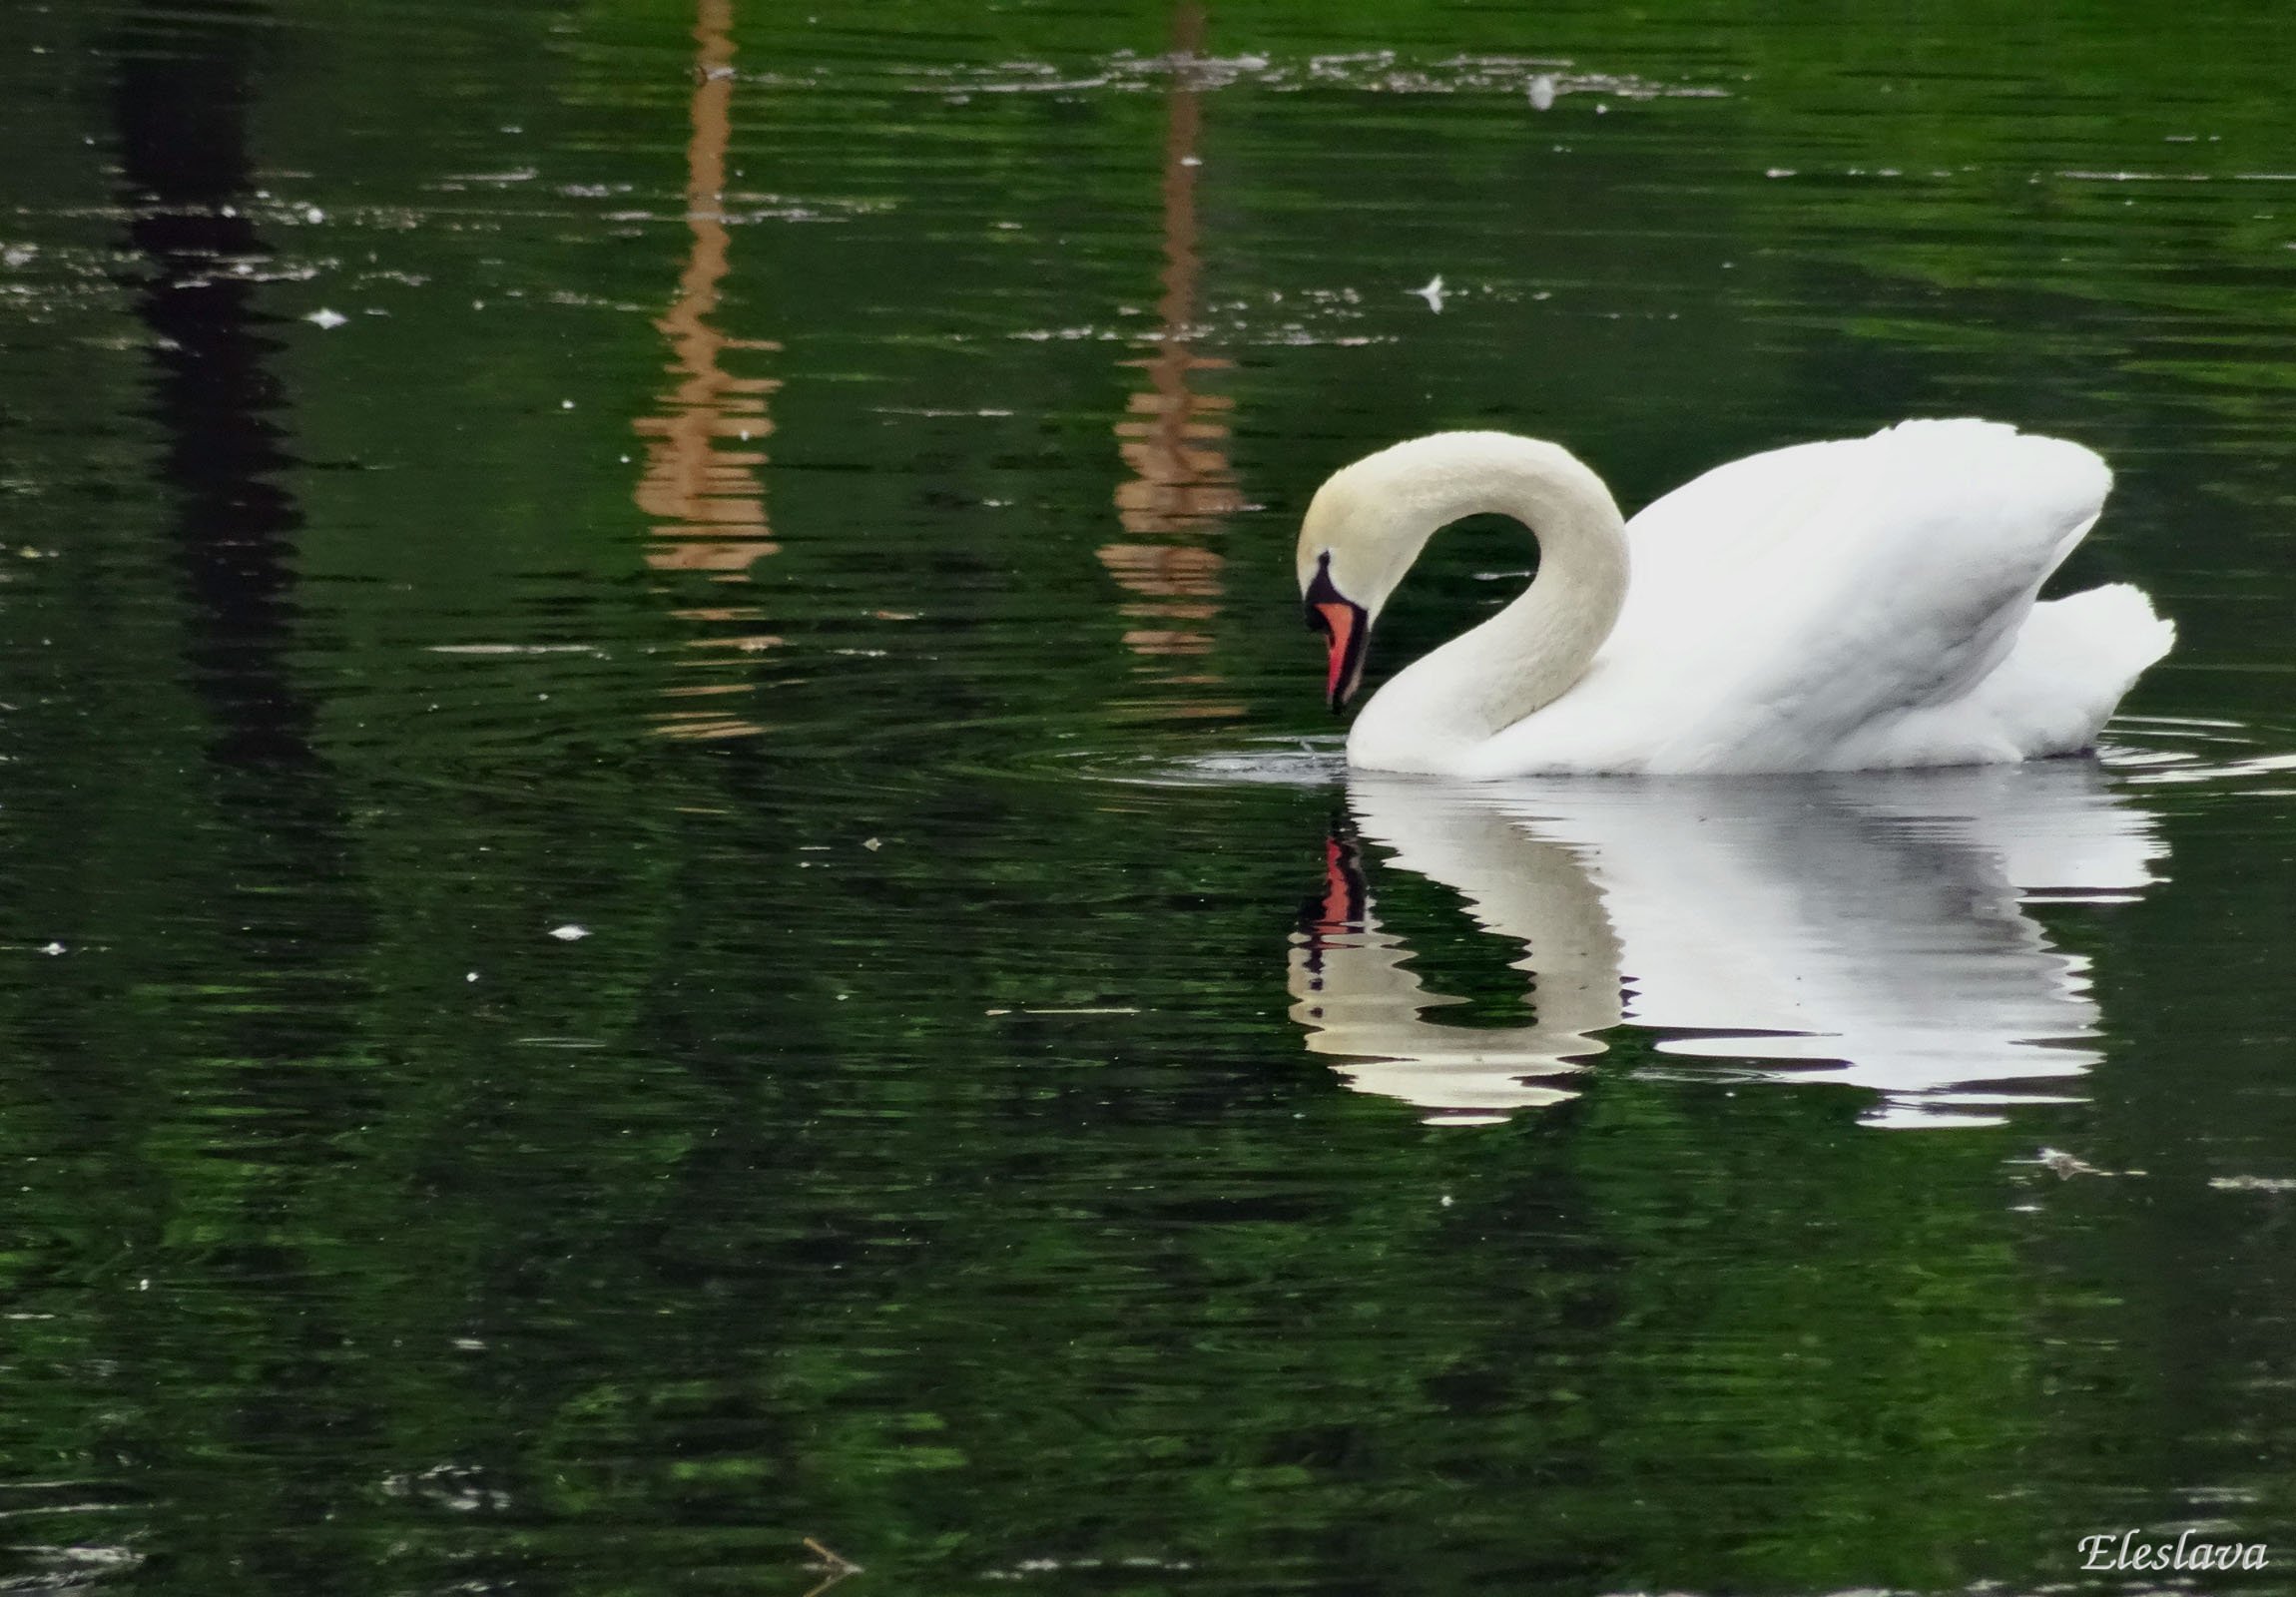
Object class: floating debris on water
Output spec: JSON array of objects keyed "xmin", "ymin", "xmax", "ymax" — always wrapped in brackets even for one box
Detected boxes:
[
  {"xmin": 2029, "ymin": 1147, "xmax": 2146, "ymax": 1179},
  {"xmin": 881, "ymin": 51, "xmax": 1723, "ymax": 103},
  {"xmin": 426, "ymin": 643, "xmax": 602, "ymax": 656},
  {"xmin": 803, "ymin": 1537, "xmax": 863, "ymax": 1584},
  {"xmin": 988, "ymin": 1006, "xmax": 1143, "ymax": 1016}
]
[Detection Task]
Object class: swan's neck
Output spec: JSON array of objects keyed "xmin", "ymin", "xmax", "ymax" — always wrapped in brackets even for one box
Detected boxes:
[{"xmin": 1352, "ymin": 434, "xmax": 1629, "ymax": 752}]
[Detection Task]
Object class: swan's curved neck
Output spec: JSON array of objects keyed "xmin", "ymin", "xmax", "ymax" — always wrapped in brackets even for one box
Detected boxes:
[{"xmin": 1346, "ymin": 434, "xmax": 1629, "ymax": 752}]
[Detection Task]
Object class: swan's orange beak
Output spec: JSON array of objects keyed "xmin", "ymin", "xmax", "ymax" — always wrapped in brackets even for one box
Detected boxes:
[
  {"xmin": 1311, "ymin": 600, "xmax": 1365, "ymax": 709},
  {"xmin": 1304, "ymin": 556, "xmax": 1371, "ymax": 713}
]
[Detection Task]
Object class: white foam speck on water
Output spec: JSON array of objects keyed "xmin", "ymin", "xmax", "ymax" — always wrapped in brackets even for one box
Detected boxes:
[{"xmin": 1119, "ymin": 738, "xmax": 1348, "ymax": 789}]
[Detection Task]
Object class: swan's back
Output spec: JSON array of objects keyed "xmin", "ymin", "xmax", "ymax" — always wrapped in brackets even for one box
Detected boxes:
[{"xmin": 1464, "ymin": 420, "xmax": 2169, "ymax": 775}]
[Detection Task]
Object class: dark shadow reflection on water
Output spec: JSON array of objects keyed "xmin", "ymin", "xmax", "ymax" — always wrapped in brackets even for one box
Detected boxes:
[
  {"xmin": 115, "ymin": 0, "xmax": 319, "ymax": 772},
  {"xmin": 1293, "ymin": 761, "xmax": 2164, "ymax": 1128}
]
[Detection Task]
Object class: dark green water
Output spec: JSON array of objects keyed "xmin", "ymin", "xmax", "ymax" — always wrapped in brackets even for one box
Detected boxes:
[{"xmin": 2, "ymin": 1, "xmax": 2294, "ymax": 1592}]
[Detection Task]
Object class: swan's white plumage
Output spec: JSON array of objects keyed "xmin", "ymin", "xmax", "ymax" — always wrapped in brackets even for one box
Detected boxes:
[{"xmin": 1322, "ymin": 421, "xmax": 2172, "ymax": 776}]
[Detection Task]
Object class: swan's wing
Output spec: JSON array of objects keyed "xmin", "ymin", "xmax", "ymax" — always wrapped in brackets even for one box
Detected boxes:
[
  {"xmin": 1487, "ymin": 420, "xmax": 2116, "ymax": 774},
  {"xmin": 1619, "ymin": 418, "xmax": 2104, "ymax": 619}
]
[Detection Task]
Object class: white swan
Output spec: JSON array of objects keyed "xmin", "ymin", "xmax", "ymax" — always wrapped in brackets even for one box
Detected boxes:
[{"xmin": 1296, "ymin": 421, "xmax": 2174, "ymax": 776}]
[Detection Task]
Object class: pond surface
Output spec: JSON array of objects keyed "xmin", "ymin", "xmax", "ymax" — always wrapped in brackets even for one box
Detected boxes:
[{"xmin": 2, "ymin": 1, "xmax": 2295, "ymax": 1592}]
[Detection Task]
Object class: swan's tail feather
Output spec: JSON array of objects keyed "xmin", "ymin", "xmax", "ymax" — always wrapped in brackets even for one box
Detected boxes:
[{"xmin": 1989, "ymin": 583, "xmax": 2173, "ymax": 757}]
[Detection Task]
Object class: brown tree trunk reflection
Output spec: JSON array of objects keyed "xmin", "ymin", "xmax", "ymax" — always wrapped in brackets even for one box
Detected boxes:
[
  {"xmin": 1102, "ymin": 2, "xmax": 1244, "ymax": 692},
  {"xmin": 635, "ymin": 0, "xmax": 782, "ymax": 740}
]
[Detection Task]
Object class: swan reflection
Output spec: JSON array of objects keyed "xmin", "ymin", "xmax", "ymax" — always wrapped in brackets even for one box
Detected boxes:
[{"xmin": 1290, "ymin": 764, "xmax": 2163, "ymax": 1128}]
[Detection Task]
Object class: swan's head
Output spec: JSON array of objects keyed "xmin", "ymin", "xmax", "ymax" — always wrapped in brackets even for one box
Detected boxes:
[
  {"xmin": 1296, "ymin": 438, "xmax": 1491, "ymax": 710},
  {"xmin": 1297, "ymin": 431, "xmax": 1626, "ymax": 714},
  {"xmin": 1296, "ymin": 459, "xmax": 1416, "ymax": 712}
]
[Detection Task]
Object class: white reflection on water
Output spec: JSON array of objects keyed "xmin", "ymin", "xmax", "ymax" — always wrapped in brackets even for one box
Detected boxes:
[
  {"xmin": 880, "ymin": 51, "xmax": 1728, "ymax": 103},
  {"xmin": 1290, "ymin": 762, "xmax": 2164, "ymax": 1128}
]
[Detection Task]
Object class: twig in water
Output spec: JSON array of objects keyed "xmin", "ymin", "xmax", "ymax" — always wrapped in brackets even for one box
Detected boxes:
[{"xmin": 801, "ymin": 1537, "xmax": 863, "ymax": 1597}]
